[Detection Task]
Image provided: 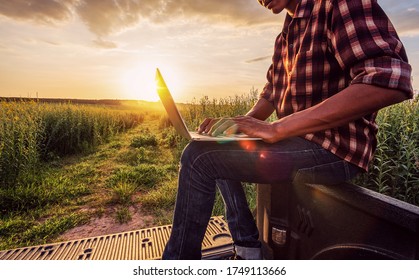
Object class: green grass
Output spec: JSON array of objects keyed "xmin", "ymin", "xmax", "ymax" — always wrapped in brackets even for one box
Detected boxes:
[
  {"xmin": 115, "ymin": 207, "xmax": 132, "ymax": 224},
  {"xmin": 140, "ymin": 181, "xmax": 178, "ymax": 210},
  {"xmin": 212, "ymin": 183, "xmax": 257, "ymax": 217},
  {"xmin": 130, "ymin": 132, "xmax": 159, "ymax": 148},
  {"xmin": 0, "ymin": 208, "xmax": 89, "ymax": 250},
  {"xmin": 0, "ymin": 178, "xmax": 90, "ymax": 214},
  {"xmin": 111, "ymin": 181, "xmax": 137, "ymax": 205}
]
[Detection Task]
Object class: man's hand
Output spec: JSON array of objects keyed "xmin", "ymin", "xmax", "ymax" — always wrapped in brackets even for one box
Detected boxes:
[
  {"xmin": 198, "ymin": 116, "xmax": 281, "ymax": 143},
  {"xmin": 197, "ymin": 118, "xmax": 220, "ymax": 134},
  {"xmin": 197, "ymin": 98, "xmax": 278, "ymax": 142},
  {"xmin": 209, "ymin": 116, "xmax": 281, "ymax": 143}
]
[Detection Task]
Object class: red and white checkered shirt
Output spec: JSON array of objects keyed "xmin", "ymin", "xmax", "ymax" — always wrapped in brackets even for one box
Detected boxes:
[{"xmin": 260, "ymin": 0, "xmax": 413, "ymax": 171}]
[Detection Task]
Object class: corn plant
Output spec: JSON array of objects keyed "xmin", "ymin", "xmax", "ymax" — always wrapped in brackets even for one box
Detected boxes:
[{"xmin": 354, "ymin": 97, "xmax": 418, "ymax": 205}]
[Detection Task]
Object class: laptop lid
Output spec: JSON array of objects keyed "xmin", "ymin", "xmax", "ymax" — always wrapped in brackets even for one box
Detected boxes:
[{"xmin": 155, "ymin": 68, "xmax": 192, "ymax": 140}]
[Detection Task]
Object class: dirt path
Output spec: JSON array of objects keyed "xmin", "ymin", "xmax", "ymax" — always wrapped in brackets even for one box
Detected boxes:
[{"xmin": 58, "ymin": 205, "xmax": 155, "ymax": 241}]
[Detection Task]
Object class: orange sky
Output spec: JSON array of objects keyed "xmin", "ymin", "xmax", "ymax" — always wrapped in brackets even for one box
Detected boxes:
[{"xmin": 0, "ymin": 0, "xmax": 418, "ymax": 102}]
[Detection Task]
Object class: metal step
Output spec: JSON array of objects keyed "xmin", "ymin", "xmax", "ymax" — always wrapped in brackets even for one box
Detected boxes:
[{"xmin": 0, "ymin": 216, "xmax": 234, "ymax": 260}]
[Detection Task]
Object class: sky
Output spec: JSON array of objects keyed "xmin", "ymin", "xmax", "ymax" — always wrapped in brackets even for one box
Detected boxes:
[{"xmin": 0, "ymin": 0, "xmax": 418, "ymax": 102}]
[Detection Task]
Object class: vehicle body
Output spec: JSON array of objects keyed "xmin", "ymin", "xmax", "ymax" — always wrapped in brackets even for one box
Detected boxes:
[{"xmin": 1, "ymin": 182, "xmax": 418, "ymax": 260}]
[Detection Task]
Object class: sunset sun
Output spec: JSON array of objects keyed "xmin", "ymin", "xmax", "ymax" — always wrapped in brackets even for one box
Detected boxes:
[{"xmin": 121, "ymin": 63, "xmax": 183, "ymax": 102}]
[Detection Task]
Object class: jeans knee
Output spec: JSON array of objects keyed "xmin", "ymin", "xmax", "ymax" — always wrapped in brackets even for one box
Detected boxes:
[
  {"xmin": 180, "ymin": 142, "xmax": 198, "ymax": 167},
  {"xmin": 180, "ymin": 141, "xmax": 211, "ymax": 167}
]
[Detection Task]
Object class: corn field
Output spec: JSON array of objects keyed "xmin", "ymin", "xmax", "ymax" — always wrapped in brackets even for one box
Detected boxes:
[{"xmin": 0, "ymin": 101, "xmax": 144, "ymax": 189}]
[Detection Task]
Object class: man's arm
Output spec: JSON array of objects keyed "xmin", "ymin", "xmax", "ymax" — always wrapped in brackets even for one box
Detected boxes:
[
  {"xmin": 210, "ymin": 84, "xmax": 408, "ymax": 142},
  {"xmin": 245, "ymin": 98, "xmax": 275, "ymax": 120},
  {"xmin": 268, "ymin": 84, "xmax": 408, "ymax": 142}
]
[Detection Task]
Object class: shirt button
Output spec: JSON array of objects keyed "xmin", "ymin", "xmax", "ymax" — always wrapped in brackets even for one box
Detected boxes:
[{"xmin": 289, "ymin": 43, "xmax": 293, "ymax": 48}]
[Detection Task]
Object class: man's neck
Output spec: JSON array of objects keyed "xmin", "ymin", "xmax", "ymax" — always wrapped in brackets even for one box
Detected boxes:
[{"xmin": 286, "ymin": 0, "xmax": 301, "ymax": 16}]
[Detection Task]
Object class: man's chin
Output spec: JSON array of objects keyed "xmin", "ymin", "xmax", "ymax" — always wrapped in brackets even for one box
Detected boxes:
[{"xmin": 270, "ymin": 7, "xmax": 284, "ymax": 14}]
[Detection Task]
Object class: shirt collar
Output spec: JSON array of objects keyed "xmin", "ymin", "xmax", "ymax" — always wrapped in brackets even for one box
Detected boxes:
[{"xmin": 281, "ymin": 0, "xmax": 314, "ymax": 34}]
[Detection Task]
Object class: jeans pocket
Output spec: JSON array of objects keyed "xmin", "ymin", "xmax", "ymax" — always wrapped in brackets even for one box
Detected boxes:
[{"xmin": 293, "ymin": 160, "xmax": 360, "ymax": 185}]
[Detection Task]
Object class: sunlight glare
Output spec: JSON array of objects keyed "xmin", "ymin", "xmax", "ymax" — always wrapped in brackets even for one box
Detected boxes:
[{"xmin": 121, "ymin": 63, "xmax": 182, "ymax": 102}]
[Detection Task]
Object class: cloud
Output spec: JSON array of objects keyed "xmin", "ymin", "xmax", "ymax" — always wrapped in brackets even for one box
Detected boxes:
[
  {"xmin": 75, "ymin": 0, "xmax": 274, "ymax": 37},
  {"xmin": 160, "ymin": 1, "xmax": 271, "ymax": 25},
  {"xmin": 7, "ymin": 0, "xmax": 417, "ymax": 41},
  {"xmin": 93, "ymin": 38, "xmax": 118, "ymax": 49},
  {"xmin": 392, "ymin": 8, "xmax": 419, "ymax": 36},
  {"xmin": 0, "ymin": 0, "xmax": 78, "ymax": 24},
  {"xmin": 245, "ymin": 55, "xmax": 271, "ymax": 63},
  {"xmin": 0, "ymin": 0, "xmax": 272, "ymax": 37},
  {"xmin": 75, "ymin": 0, "xmax": 144, "ymax": 37},
  {"xmin": 42, "ymin": 39, "xmax": 61, "ymax": 46},
  {"xmin": 380, "ymin": 1, "xmax": 419, "ymax": 35}
]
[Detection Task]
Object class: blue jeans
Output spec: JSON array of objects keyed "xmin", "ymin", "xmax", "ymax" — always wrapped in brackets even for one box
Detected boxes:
[{"xmin": 162, "ymin": 137, "xmax": 361, "ymax": 259}]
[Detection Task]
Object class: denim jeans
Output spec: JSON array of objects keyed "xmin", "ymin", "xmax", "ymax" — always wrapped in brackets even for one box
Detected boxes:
[{"xmin": 162, "ymin": 137, "xmax": 361, "ymax": 259}]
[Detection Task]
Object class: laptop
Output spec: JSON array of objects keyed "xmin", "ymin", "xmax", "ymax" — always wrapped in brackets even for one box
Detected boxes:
[{"xmin": 155, "ymin": 68, "xmax": 262, "ymax": 141}]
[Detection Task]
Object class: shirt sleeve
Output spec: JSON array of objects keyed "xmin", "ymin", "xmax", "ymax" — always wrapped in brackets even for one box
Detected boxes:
[
  {"xmin": 259, "ymin": 63, "xmax": 275, "ymax": 104},
  {"xmin": 328, "ymin": 0, "xmax": 413, "ymax": 98}
]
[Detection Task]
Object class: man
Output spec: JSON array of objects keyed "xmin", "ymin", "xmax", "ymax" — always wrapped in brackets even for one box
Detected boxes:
[{"xmin": 162, "ymin": 0, "xmax": 413, "ymax": 260}]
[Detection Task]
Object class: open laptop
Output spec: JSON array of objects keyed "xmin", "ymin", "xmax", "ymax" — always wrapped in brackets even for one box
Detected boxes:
[{"xmin": 155, "ymin": 68, "xmax": 261, "ymax": 141}]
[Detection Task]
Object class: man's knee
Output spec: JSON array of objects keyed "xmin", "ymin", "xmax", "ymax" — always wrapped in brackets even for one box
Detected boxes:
[{"xmin": 180, "ymin": 141, "xmax": 210, "ymax": 167}]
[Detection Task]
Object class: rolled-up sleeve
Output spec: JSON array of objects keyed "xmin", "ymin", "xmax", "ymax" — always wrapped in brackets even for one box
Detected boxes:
[{"xmin": 329, "ymin": 0, "xmax": 413, "ymax": 97}]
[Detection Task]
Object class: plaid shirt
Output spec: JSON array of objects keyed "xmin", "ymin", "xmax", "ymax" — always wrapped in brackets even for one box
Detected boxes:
[{"xmin": 260, "ymin": 0, "xmax": 413, "ymax": 171}]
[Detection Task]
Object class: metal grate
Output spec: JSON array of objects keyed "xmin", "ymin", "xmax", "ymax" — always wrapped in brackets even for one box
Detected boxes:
[{"xmin": 0, "ymin": 216, "xmax": 233, "ymax": 260}]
